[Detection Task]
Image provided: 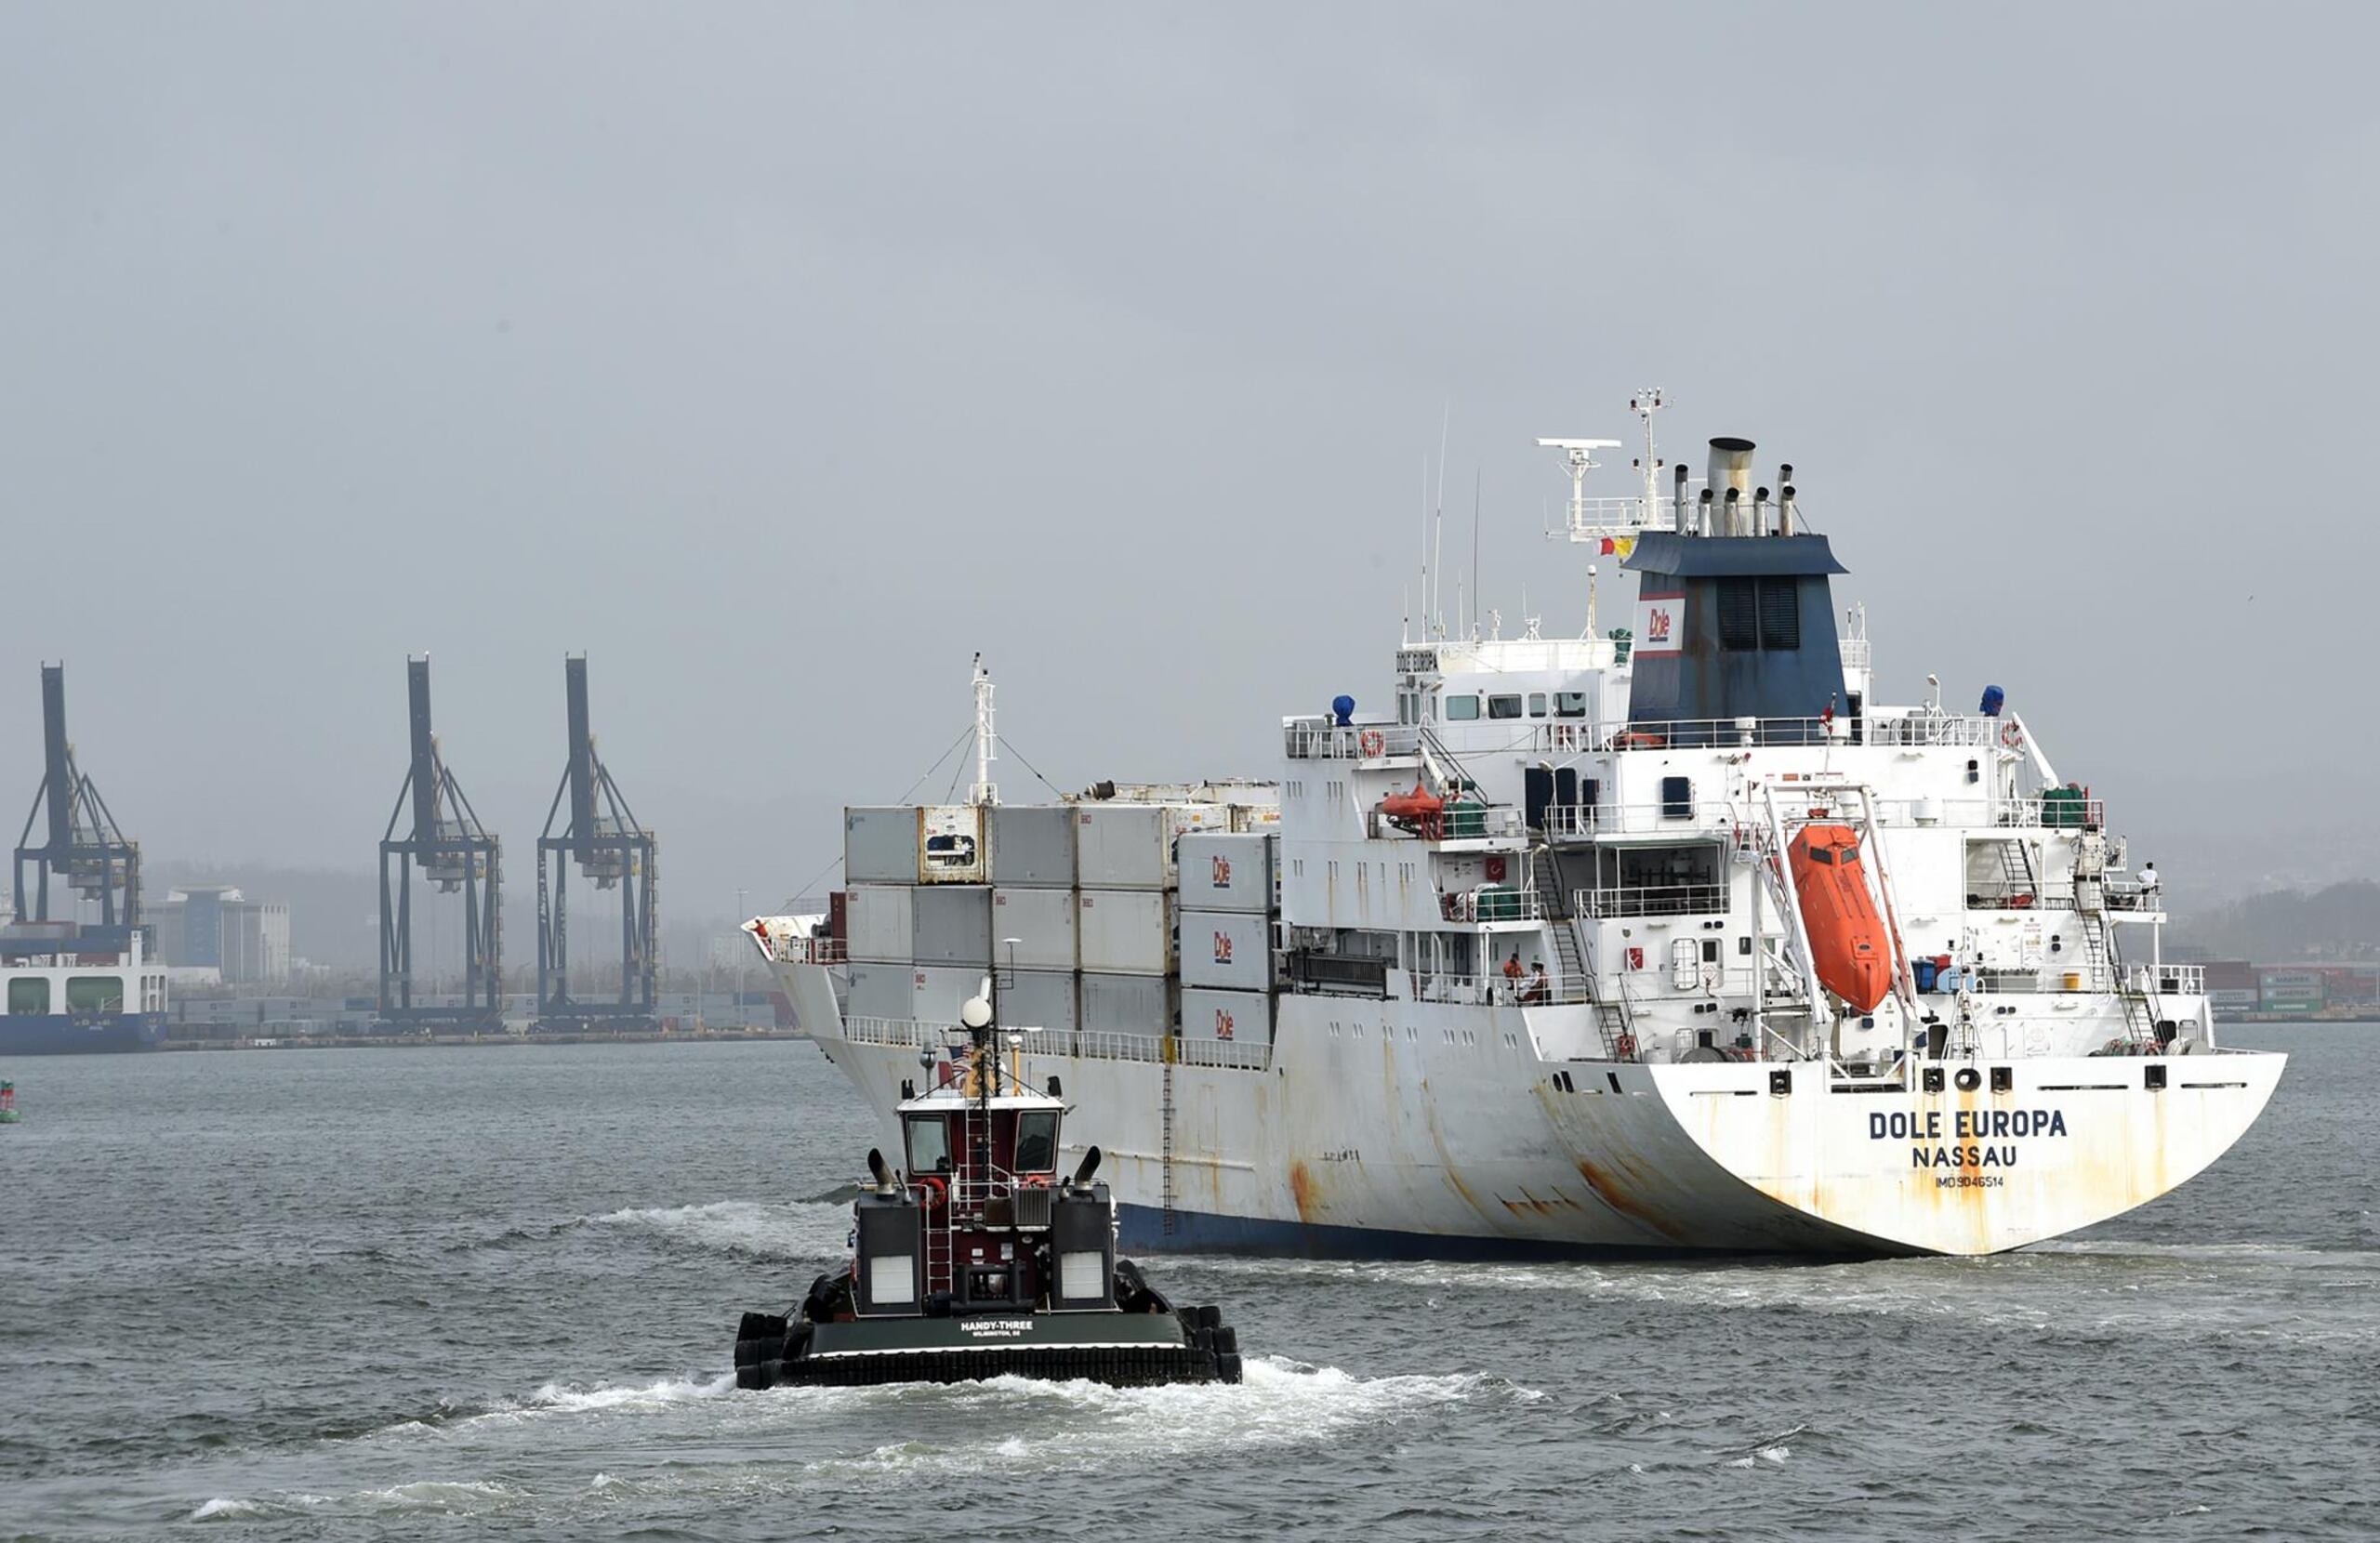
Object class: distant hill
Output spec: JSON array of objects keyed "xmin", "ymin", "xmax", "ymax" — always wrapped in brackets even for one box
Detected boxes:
[{"xmin": 2172, "ymin": 880, "xmax": 2380, "ymax": 962}]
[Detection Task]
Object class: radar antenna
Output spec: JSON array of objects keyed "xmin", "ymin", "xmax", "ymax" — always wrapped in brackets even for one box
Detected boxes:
[{"xmin": 1540, "ymin": 392, "xmax": 1679, "ymax": 547}]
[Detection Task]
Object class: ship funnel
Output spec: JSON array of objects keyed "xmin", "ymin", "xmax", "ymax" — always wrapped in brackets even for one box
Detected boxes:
[{"xmin": 1707, "ymin": 437, "xmax": 1756, "ymax": 516}]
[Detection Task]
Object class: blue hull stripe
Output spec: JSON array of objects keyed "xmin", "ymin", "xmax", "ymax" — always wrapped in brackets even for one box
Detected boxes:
[
  {"xmin": 0, "ymin": 1014, "xmax": 166, "ymax": 1054},
  {"xmin": 1115, "ymin": 1202, "xmax": 1742, "ymax": 1262}
]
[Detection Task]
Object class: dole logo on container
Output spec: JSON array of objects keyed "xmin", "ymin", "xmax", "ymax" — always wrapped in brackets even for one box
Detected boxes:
[
  {"xmin": 1210, "ymin": 854, "xmax": 1232, "ymax": 888},
  {"xmin": 1212, "ymin": 930, "xmax": 1234, "ymax": 965},
  {"xmin": 1214, "ymin": 1009, "xmax": 1235, "ymax": 1040}
]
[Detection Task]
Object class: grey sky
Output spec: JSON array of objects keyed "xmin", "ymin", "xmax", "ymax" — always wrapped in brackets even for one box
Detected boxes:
[{"xmin": 6, "ymin": 3, "xmax": 2374, "ymax": 944}]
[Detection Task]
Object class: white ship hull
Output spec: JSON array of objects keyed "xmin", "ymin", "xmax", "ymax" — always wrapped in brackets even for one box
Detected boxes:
[{"xmin": 781, "ymin": 965, "xmax": 2281, "ymax": 1258}]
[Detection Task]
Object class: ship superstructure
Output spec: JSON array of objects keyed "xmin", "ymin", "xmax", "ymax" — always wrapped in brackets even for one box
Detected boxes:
[{"xmin": 754, "ymin": 402, "xmax": 2282, "ymax": 1258}]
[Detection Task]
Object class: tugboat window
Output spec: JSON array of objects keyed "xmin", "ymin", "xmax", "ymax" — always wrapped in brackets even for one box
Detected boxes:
[
  {"xmin": 905, "ymin": 1114, "xmax": 951, "ymax": 1174},
  {"xmin": 7, "ymin": 978, "xmax": 47, "ymax": 1014},
  {"xmin": 1013, "ymin": 1111, "xmax": 1058, "ymax": 1172}
]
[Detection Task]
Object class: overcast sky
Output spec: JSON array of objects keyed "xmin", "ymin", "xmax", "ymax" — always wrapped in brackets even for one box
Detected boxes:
[{"xmin": 6, "ymin": 2, "xmax": 2374, "ymax": 941}]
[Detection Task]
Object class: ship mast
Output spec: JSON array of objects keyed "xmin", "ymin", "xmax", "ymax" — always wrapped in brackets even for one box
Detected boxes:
[{"xmin": 969, "ymin": 654, "xmax": 998, "ymax": 808}]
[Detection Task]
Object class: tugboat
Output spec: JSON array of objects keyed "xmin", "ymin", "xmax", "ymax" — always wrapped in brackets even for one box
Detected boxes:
[
  {"xmin": 0, "ymin": 1080, "xmax": 18, "ymax": 1123},
  {"xmin": 733, "ymin": 993, "xmax": 1242, "ymax": 1389}
]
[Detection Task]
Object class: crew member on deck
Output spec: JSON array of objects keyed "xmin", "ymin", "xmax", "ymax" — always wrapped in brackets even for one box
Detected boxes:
[
  {"xmin": 1502, "ymin": 949, "xmax": 1525, "ymax": 1000},
  {"xmin": 1522, "ymin": 958, "xmax": 1551, "ymax": 1005},
  {"xmin": 2137, "ymin": 862, "xmax": 2160, "ymax": 903}
]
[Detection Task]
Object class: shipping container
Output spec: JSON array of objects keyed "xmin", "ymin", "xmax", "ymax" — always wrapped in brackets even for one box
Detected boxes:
[
  {"xmin": 1079, "ymin": 971, "xmax": 1176, "ymax": 1035},
  {"xmin": 917, "ymin": 805, "xmax": 987, "ymax": 884},
  {"xmin": 1078, "ymin": 889, "xmax": 1176, "ymax": 975},
  {"xmin": 991, "ymin": 887, "xmax": 1078, "ymax": 970},
  {"xmin": 1181, "ymin": 986, "xmax": 1273, "ymax": 1046},
  {"xmin": 1074, "ymin": 803, "xmax": 1231, "ymax": 890},
  {"xmin": 1176, "ymin": 832, "xmax": 1275, "ymax": 914},
  {"xmin": 1229, "ymin": 801, "xmax": 1282, "ymax": 832},
  {"xmin": 845, "ymin": 961, "xmax": 911, "ymax": 1023},
  {"xmin": 844, "ymin": 807, "xmax": 920, "ymax": 885},
  {"xmin": 912, "ymin": 964, "xmax": 987, "ymax": 1025},
  {"xmin": 912, "ymin": 885, "xmax": 992, "ymax": 966},
  {"xmin": 995, "ymin": 967, "xmax": 1078, "ymax": 1035},
  {"xmin": 1179, "ymin": 908, "xmax": 1273, "ymax": 991},
  {"xmin": 989, "ymin": 805, "xmax": 1078, "ymax": 888},
  {"xmin": 845, "ymin": 885, "xmax": 915, "ymax": 963}
]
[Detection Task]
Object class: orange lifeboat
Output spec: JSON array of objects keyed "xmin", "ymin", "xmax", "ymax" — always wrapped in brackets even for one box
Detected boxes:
[
  {"xmin": 1379, "ymin": 782, "xmax": 1446, "ymax": 840},
  {"xmin": 1788, "ymin": 823, "xmax": 1893, "ymax": 1012}
]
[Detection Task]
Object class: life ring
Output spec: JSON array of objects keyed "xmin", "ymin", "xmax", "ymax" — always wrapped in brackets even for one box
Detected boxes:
[
  {"xmin": 1017, "ymin": 1172, "xmax": 1052, "ymax": 1188},
  {"xmin": 1358, "ymin": 729, "xmax": 1386, "ymax": 758},
  {"xmin": 2000, "ymin": 720, "xmax": 2024, "ymax": 750},
  {"xmin": 1615, "ymin": 1033, "xmax": 1637, "ymax": 1062},
  {"xmin": 913, "ymin": 1174, "xmax": 949, "ymax": 1211},
  {"xmin": 1483, "ymin": 855, "xmax": 1508, "ymax": 883}
]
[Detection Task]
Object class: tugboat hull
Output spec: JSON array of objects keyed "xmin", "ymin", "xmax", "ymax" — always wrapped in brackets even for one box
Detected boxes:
[{"xmin": 736, "ymin": 1300, "xmax": 1242, "ymax": 1390}]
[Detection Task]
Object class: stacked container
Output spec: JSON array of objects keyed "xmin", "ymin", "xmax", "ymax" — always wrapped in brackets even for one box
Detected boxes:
[
  {"xmin": 836, "ymin": 799, "xmax": 1276, "ymax": 1049},
  {"xmin": 1176, "ymin": 831, "xmax": 1277, "ymax": 1049}
]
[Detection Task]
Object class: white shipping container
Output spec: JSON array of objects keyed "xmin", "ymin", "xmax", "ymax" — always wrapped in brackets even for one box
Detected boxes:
[
  {"xmin": 991, "ymin": 887, "xmax": 1078, "ymax": 971},
  {"xmin": 1176, "ymin": 832, "xmax": 1275, "ymax": 914},
  {"xmin": 1077, "ymin": 890, "xmax": 1176, "ymax": 976},
  {"xmin": 844, "ymin": 885, "xmax": 916, "ymax": 963},
  {"xmin": 1179, "ymin": 908, "xmax": 1273, "ymax": 992},
  {"xmin": 911, "ymin": 965, "xmax": 987, "ymax": 1026},
  {"xmin": 1181, "ymin": 986, "xmax": 1273, "ymax": 1046},
  {"xmin": 845, "ymin": 962, "xmax": 911, "ymax": 1023},
  {"xmin": 917, "ymin": 805, "xmax": 987, "ymax": 884},
  {"xmin": 1079, "ymin": 972, "xmax": 1176, "ymax": 1035},
  {"xmin": 997, "ymin": 967, "xmax": 1079, "ymax": 1035},
  {"xmin": 1074, "ymin": 803, "xmax": 1231, "ymax": 890},
  {"xmin": 1229, "ymin": 802, "xmax": 1281, "ymax": 832}
]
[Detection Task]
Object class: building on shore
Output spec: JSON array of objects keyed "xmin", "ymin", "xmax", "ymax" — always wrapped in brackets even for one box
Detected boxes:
[{"xmin": 149, "ymin": 885, "xmax": 291, "ymax": 985}]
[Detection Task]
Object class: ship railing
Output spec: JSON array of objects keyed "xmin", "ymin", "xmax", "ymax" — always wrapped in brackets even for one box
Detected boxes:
[
  {"xmin": 1543, "ymin": 801, "xmax": 1730, "ymax": 839},
  {"xmin": 1369, "ymin": 804, "xmax": 1527, "ymax": 842},
  {"xmin": 1839, "ymin": 638, "xmax": 1872, "ymax": 673},
  {"xmin": 1554, "ymin": 495, "xmax": 1663, "ymax": 538},
  {"xmin": 1283, "ymin": 719, "xmax": 1422, "ymax": 760},
  {"xmin": 1407, "ymin": 969, "xmax": 1593, "ymax": 1007},
  {"xmin": 1440, "ymin": 886, "xmax": 1544, "ymax": 923},
  {"xmin": 1865, "ymin": 796, "xmax": 2108, "ymax": 832},
  {"xmin": 1575, "ymin": 883, "xmax": 1728, "ymax": 919},
  {"xmin": 762, "ymin": 934, "xmax": 845, "ymax": 965},
  {"xmin": 840, "ymin": 1014, "xmax": 1271, "ymax": 1070},
  {"xmin": 1860, "ymin": 712, "xmax": 2009, "ymax": 749}
]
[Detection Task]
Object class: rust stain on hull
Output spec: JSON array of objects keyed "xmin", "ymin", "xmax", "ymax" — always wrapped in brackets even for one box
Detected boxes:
[
  {"xmin": 1289, "ymin": 1158, "xmax": 1320, "ymax": 1224},
  {"xmin": 1574, "ymin": 1154, "xmax": 1690, "ymax": 1241}
]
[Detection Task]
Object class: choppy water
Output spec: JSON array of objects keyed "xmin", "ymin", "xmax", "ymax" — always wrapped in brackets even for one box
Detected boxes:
[{"xmin": 2, "ymin": 1025, "xmax": 2372, "ymax": 1540}]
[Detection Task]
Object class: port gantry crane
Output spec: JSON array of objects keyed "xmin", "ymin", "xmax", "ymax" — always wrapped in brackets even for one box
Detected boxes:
[
  {"xmin": 377, "ymin": 656, "xmax": 503, "ymax": 1031},
  {"xmin": 534, "ymin": 654, "xmax": 658, "ymax": 1033},
  {"xmin": 10, "ymin": 664, "xmax": 140, "ymax": 935}
]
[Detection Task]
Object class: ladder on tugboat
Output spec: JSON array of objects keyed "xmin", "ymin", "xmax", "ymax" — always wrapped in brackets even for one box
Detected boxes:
[{"xmin": 924, "ymin": 1205, "xmax": 952, "ymax": 1295}]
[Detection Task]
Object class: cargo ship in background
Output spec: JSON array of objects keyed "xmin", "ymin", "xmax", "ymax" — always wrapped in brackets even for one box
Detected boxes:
[
  {"xmin": 4, "ymin": 665, "xmax": 167, "ymax": 1053},
  {"xmin": 752, "ymin": 395, "xmax": 2284, "ymax": 1258}
]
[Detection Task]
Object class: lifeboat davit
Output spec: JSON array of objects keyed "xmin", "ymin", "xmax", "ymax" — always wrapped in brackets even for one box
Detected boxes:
[
  {"xmin": 1788, "ymin": 823, "xmax": 1893, "ymax": 1012},
  {"xmin": 1379, "ymin": 782, "xmax": 1446, "ymax": 840}
]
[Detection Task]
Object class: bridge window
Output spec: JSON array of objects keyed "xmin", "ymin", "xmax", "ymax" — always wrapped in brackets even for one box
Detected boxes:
[
  {"xmin": 1554, "ymin": 692, "xmax": 1588, "ymax": 719},
  {"xmin": 1488, "ymin": 694, "xmax": 1523, "ymax": 719},
  {"xmin": 1013, "ymin": 1110, "xmax": 1058, "ymax": 1172},
  {"xmin": 1445, "ymin": 694, "xmax": 1480, "ymax": 721},
  {"xmin": 7, "ymin": 978, "xmax": 47, "ymax": 1015},
  {"xmin": 1527, "ymin": 693, "xmax": 1548, "ymax": 718},
  {"xmin": 66, "ymin": 977, "xmax": 120, "ymax": 1012},
  {"xmin": 905, "ymin": 1114, "xmax": 951, "ymax": 1175}
]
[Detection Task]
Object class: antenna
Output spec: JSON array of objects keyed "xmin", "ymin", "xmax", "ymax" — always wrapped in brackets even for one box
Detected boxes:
[
  {"xmin": 1470, "ymin": 466, "xmax": 1482, "ymax": 643},
  {"xmin": 1631, "ymin": 387, "xmax": 1666, "ymax": 520}
]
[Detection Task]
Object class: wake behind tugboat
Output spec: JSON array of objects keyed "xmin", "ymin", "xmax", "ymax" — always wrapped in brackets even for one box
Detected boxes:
[{"xmin": 733, "ymin": 992, "xmax": 1242, "ymax": 1389}]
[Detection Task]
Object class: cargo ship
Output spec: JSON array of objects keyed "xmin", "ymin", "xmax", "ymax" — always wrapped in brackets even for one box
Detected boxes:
[
  {"xmin": 752, "ymin": 401, "xmax": 2283, "ymax": 1258},
  {"xmin": 0, "ymin": 922, "xmax": 167, "ymax": 1053}
]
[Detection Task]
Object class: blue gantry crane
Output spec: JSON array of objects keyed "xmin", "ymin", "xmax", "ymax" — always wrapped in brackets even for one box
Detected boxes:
[
  {"xmin": 377, "ymin": 656, "xmax": 502, "ymax": 1029},
  {"xmin": 11, "ymin": 664, "xmax": 140, "ymax": 934},
  {"xmin": 535, "ymin": 654, "xmax": 657, "ymax": 1032}
]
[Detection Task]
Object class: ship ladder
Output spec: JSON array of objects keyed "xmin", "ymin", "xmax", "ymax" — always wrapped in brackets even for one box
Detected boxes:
[
  {"xmin": 1998, "ymin": 837, "xmax": 2039, "ymax": 907},
  {"xmin": 2077, "ymin": 909, "xmax": 2156, "ymax": 1048},
  {"xmin": 1530, "ymin": 851, "xmax": 1587, "ymax": 996},
  {"xmin": 1158, "ymin": 1046, "xmax": 1177, "ymax": 1237}
]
